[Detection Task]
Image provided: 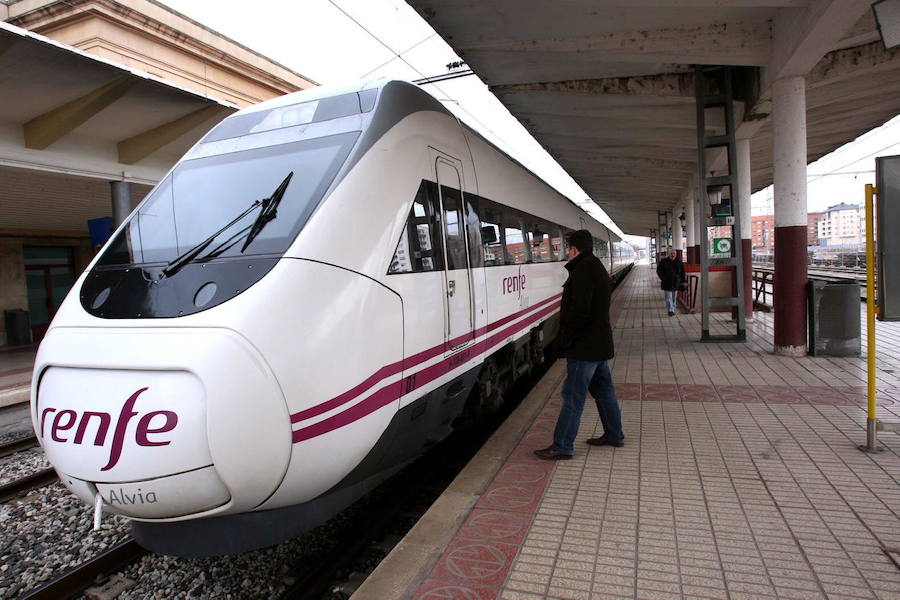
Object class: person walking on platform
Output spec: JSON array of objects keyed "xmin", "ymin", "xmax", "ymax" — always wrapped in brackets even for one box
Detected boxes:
[
  {"xmin": 534, "ymin": 229, "xmax": 624, "ymax": 461},
  {"xmin": 657, "ymin": 249, "xmax": 685, "ymax": 317}
]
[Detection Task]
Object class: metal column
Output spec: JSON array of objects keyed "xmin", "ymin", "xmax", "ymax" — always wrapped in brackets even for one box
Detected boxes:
[
  {"xmin": 110, "ymin": 180, "xmax": 132, "ymax": 227},
  {"xmin": 694, "ymin": 66, "xmax": 746, "ymax": 342}
]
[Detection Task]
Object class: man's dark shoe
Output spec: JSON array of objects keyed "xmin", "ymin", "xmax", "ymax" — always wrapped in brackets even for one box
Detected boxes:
[
  {"xmin": 668, "ymin": 311, "xmax": 675, "ymax": 316},
  {"xmin": 533, "ymin": 446, "xmax": 573, "ymax": 460},
  {"xmin": 586, "ymin": 437, "xmax": 624, "ymax": 448}
]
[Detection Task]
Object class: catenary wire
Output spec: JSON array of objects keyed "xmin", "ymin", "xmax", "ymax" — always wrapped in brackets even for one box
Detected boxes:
[{"xmin": 327, "ymin": 0, "xmax": 521, "ymax": 156}]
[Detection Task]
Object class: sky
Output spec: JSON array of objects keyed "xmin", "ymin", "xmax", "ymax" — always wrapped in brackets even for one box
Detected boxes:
[{"xmin": 158, "ymin": 0, "xmax": 900, "ymax": 238}]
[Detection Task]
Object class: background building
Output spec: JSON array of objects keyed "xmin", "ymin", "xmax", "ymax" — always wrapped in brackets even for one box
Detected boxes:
[
  {"xmin": 817, "ymin": 203, "xmax": 865, "ymax": 246},
  {"xmin": 807, "ymin": 211, "xmax": 823, "ymax": 246}
]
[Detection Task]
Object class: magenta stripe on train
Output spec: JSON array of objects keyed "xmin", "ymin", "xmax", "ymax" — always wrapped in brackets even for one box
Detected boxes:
[
  {"xmin": 291, "ymin": 300, "xmax": 561, "ymax": 443},
  {"xmin": 289, "ymin": 292, "xmax": 563, "ymax": 425}
]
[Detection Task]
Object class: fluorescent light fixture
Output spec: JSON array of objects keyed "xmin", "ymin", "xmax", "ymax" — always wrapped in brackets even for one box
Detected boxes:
[{"xmin": 873, "ymin": 0, "xmax": 900, "ymax": 50}]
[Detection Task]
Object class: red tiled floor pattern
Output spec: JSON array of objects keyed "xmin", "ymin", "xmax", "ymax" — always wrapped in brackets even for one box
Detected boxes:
[
  {"xmin": 411, "ymin": 412, "xmax": 563, "ymax": 600},
  {"xmin": 411, "ymin": 267, "xmax": 638, "ymax": 600},
  {"xmin": 612, "ymin": 383, "xmax": 900, "ymax": 406},
  {"xmin": 412, "ymin": 266, "xmax": 900, "ymax": 599}
]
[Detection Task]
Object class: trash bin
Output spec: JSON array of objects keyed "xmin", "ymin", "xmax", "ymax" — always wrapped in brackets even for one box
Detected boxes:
[
  {"xmin": 808, "ymin": 280, "xmax": 861, "ymax": 356},
  {"xmin": 4, "ymin": 309, "xmax": 32, "ymax": 346}
]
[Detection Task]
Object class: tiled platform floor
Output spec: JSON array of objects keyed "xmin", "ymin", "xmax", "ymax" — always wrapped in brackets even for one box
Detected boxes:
[
  {"xmin": 0, "ymin": 344, "xmax": 36, "ymax": 407},
  {"xmin": 412, "ymin": 265, "xmax": 900, "ymax": 600}
]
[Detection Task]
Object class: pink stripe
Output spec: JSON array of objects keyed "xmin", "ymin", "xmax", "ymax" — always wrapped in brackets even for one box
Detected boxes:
[
  {"xmin": 289, "ymin": 292, "xmax": 562, "ymax": 424},
  {"xmin": 292, "ymin": 382, "xmax": 405, "ymax": 443},
  {"xmin": 291, "ymin": 301, "xmax": 560, "ymax": 443},
  {"xmin": 290, "ymin": 363, "xmax": 403, "ymax": 423}
]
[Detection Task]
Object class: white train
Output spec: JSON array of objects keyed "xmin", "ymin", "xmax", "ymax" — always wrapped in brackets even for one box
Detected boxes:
[{"xmin": 31, "ymin": 80, "xmax": 635, "ymax": 556}]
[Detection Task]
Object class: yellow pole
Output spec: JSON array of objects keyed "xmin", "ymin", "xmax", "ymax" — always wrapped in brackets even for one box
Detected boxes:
[{"xmin": 865, "ymin": 184, "xmax": 878, "ymax": 451}]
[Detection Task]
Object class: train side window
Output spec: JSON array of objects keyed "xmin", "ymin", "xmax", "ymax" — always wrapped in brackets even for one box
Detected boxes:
[
  {"xmin": 466, "ymin": 196, "xmax": 484, "ymax": 268},
  {"xmin": 550, "ymin": 226, "xmax": 563, "ymax": 261},
  {"xmin": 440, "ymin": 185, "xmax": 469, "ymax": 271},
  {"xmin": 529, "ymin": 228, "xmax": 552, "ymax": 263},
  {"xmin": 479, "ymin": 201, "xmax": 505, "ymax": 266},
  {"xmin": 388, "ymin": 183, "xmax": 443, "ymax": 274},
  {"xmin": 561, "ymin": 228, "xmax": 573, "ymax": 257},
  {"xmin": 504, "ymin": 222, "xmax": 528, "ymax": 264},
  {"xmin": 597, "ymin": 238, "xmax": 610, "ymax": 260}
]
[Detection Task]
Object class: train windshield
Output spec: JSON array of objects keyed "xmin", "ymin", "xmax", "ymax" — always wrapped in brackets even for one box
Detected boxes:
[{"xmin": 97, "ymin": 131, "xmax": 359, "ymax": 268}]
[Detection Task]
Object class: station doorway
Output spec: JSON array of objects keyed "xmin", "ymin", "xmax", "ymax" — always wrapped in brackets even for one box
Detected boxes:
[{"xmin": 24, "ymin": 247, "xmax": 76, "ymax": 342}]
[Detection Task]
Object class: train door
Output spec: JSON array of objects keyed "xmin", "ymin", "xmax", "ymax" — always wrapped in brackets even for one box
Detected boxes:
[{"xmin": 435, "ymin": 155, "xmax": 475, "ymax": 351}]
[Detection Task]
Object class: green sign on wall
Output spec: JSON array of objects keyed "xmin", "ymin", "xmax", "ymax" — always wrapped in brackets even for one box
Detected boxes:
[{"xmin": 713, "ymin": 237, "xmax": 732, "ymax": 254}]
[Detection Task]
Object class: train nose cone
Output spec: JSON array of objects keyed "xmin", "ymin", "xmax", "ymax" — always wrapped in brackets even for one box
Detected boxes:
[
  {"xmin": 33, "ymin": 327, "xmax": 292, "ymax": 521},
  {"xmin": 37, "ymin": 368, "xmax": 230, "ymax": 518}
]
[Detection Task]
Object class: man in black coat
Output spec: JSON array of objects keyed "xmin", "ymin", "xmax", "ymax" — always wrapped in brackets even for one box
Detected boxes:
[
  {"xmin": 656, "ymin": 249, "xmax": 685, "ymax": 316},
  {"xmin": 534, "ymin": 229, "xmax": 624, "ymax": 460}
]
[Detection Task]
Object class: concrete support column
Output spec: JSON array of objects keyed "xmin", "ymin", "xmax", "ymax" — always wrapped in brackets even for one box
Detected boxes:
[
  {"xmin": 772, "ymin": 76, "xmax": 808, "ymax": 355},
  {"xmin": 673, "ymin": 205, "xmax": 684, "ymax": 260},
  {"xmin": 737, "ymin": 138, "xmax": 753, "ymax": 319},
  {"xmin": 110, "ymin": 181, "xmax": 132, "ymax": 227},
  {"xmin": 685, "ymin": 193, "xmax": 696, "ymax": 264},
  {"xmin": 694, "ymin": 190, "xmax": 705, "ymax": 264}
]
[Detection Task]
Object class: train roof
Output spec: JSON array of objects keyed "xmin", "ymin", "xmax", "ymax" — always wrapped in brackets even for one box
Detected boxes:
[{"xmin": 216, "ymin": 79, "xmax": 621, "ymax": 242}]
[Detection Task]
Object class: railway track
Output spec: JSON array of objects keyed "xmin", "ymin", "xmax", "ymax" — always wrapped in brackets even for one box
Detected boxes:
[
  {"xmin": 279, "ymin": 360, "xmax": 553, "ymax": 600},
  {"xmin": 20, "ymin": 539, "xmax": 147, "ymax": 600},
  {"xmin": 0, "ymin": 467, "xmax": 58, "ymax": 503},
  {"xmin": 0, "ymin": 435, "xmax": 57, "ymax": 503},
  {"xmin": 0, "ymin": 434, "xmax": 38, "ymax": 458}
]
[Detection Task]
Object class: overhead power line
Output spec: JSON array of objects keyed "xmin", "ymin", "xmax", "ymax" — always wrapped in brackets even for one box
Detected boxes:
[
  {"xmin": 327, "ymin": 0, "xmax": 518, "ymax": 155},
  {"xmin": 412, "ymin": 69, "xmax": 475, "ymax": 85},
  {"xmin": 359, "ymin": 33, "xmax": 437, "ymax": 79},
  {"xmin": 807, "ymin": 140, "xmax": 900, "ymax": 184}
]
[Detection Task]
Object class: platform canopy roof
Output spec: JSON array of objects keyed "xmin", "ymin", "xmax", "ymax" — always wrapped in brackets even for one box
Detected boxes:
[
  {"xmin": 0, "ymin": 20, "xmax": 237, "ymax": 186},
  {"xmin": 407, "ymin": 0, "xmax": 900, "ymax": 235}
]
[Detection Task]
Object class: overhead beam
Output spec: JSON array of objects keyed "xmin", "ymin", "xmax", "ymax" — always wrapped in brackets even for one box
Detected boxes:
[
  {"xmin": 24, "ymin": 76, "xmax": 135, "ymax": 150},
  {"xmin": 533, "ymin": 129, "xmax": 698, "ymax": 148},
  {"xmin": 463, "ymin": 20, "xmax": 772, "ymax": 65},
  {"xmin": 491, "ymin": 72, "xmax": 697, "ymax": 98},
  {"xmin": 118, "ymin": 105, "xmax": 228, "ymax": 164},
  {"xmin": 554, "ymin": 154, "xmax": 695, "ymax": 172},
  {"xmin": 544, "ymin": 142, "xmax": 697, "ymax": 162},
  {"xmin": 767, "ymin": 0, "xmax": 873, "ymax": 86},
  {"xmin": 807, "ymin": 41, "xmax": 900, "ymax": 88},
  {"xmin": 564, "ymin": 162, "xmax": 694, "ymax": 179},
  {"xmin": 515, "ymin": 105, "xmax": 718, "ymax": 129}
]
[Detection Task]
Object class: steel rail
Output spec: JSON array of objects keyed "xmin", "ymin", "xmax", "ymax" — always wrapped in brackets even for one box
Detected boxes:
[
  {"xmin": 0, "ymin": 434, "xmax": 38, "ymax": 458},
  {"xmin": 0, "ymin": 467, "xmax": 58, "ymax": 503},
  {"xmin": 20, "ymin": 538, "xmax": 147, "ymax": 600}
]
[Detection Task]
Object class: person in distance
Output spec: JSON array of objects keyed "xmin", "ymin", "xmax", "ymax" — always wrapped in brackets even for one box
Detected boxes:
[{"xmin": 656, "ymin": 249, "xmax": 685, "ymax": 317}]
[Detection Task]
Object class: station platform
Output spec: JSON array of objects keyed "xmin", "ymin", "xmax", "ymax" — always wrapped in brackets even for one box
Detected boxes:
[
  {"xmin": 358, "ymin": 264, "xmax": 900, "ymax": 600},
  {"xmin": 0, "ymin": 344, "xmax": 36, "ymax": 408}
]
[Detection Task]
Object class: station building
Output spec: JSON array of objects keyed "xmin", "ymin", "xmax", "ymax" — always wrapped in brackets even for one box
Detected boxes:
[{"xmin": 0, "ymin": 0, "xmax": 315, "ymax": 345}]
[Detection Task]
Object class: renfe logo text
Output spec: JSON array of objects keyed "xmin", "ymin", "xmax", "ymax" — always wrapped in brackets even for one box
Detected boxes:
[
  {"xmin": 40, "ymin": 387, "xmax": 178, "ymax": 471},
  {"xmin": 502, "ymin": 273, "xmax": 526, "ymax": 296}
]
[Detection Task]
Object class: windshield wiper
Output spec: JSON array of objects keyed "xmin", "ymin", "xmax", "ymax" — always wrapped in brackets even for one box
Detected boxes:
[
  {"xmin": 161, "ymin": 200, "xmax": 261, "ymax": 279},
  {"xmin": 240, "ymin": 171, "xmax": 294, "ymax": 253},
  {"xmin": 160, "ymin": 171, "xmax": 294, "ymax": 279}
]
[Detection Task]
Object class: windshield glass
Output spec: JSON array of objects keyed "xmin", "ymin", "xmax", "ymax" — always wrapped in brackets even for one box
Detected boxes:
[{"xmin": 98, "ymin": 131, "xmax": 359, "ymax": 267}]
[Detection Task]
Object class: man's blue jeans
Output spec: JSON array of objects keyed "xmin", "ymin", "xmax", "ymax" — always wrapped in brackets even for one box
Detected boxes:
[
  {"xmin": 552, "ymin": 359, "xmax": 624, "ymax": 455},
  {"xmin": 664, "ymin": 290, "xmax": 677, "ymax": 313}
]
